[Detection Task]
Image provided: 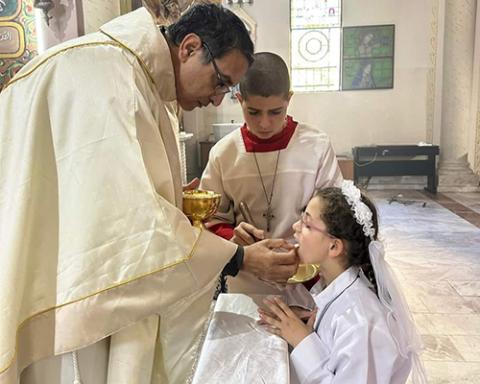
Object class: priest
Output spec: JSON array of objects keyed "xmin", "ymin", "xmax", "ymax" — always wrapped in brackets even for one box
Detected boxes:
[{"xmin": 0, "ymin": 4, "xmax": 297, "ymax": 384}]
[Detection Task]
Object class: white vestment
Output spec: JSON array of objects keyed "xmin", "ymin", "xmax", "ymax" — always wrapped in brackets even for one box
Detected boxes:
[
  {"xmin": 200, "ymin": 123, "xmax": 342, "ymax": 294},
  {"xmin": 0, "ymin": 8, "xmax": 237, "ymax": 384},
  {"xmin": 290, "ymin": 267, "xmax": 412, "ymax": 384}
]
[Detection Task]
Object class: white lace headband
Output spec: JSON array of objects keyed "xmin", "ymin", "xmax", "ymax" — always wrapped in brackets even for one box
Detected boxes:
[{"xmin": 340, "ymin": 180, "xmax": 376, "ymax": 240}]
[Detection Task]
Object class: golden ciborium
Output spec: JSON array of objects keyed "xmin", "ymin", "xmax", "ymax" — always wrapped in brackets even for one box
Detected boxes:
[
  {"xmin": 288, "ymin": 263, "xmax": 321, "ymax": 284},
  {"xmin": 182, "ymin": 189, "xmax": 221, "ymax": 228}
]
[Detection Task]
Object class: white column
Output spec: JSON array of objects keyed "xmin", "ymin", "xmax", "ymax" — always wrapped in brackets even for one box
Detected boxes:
[
  {"xmin": 438, "ymin": 0, "xmax": 480, "ymax": 191},
  {"xmin": 179, "ymin": 131, "xmax": 194, "ymax": 185},
  {"xmin": 471, "ymin": 1, "xmax": 480, "ymax": 175},
  {"xmin": 475, "ymin": 106, "xmax": 480, "ymax": 175}
]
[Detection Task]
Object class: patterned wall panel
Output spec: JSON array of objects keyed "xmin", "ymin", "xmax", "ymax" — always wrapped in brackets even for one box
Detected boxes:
[{"xmin": 0, "ymin": 0, "xmax": 37, "ymax": 90}]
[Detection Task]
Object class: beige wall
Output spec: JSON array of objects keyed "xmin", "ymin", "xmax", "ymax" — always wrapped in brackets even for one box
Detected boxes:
[
  {"xmin": 72, "ymin": 1, "xmax": 478, "ymax": 178},
  {"xmin": 34, "ymin": 0, "xmax": 122, "ymax": 52},
  {"xmin": 185, "ymin": 0, "xmax": 438, "ymax": 166},
  {"xmin": 34, "ymin": 0, "xmax": 82, "ymax": 52},
  {"xmin": 81, "ymin": 0, "xmax": 121, "ymax": 34}
]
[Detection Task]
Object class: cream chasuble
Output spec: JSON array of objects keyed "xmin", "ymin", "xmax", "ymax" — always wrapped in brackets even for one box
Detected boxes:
[{"xmin": 0, "ymin": 8, "xmax": 237, "ymax": 384}]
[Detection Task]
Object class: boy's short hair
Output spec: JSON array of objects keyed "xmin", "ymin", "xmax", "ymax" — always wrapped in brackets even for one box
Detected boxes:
[{"xmin": 239, "ymin": 52, "xmax": 290, "ymax": 99}]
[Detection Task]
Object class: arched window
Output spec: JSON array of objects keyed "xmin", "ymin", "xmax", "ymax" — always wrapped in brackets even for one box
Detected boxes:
[{"xmin": 290, "ymin": 0, "xmax": 341, "ymax": 92}]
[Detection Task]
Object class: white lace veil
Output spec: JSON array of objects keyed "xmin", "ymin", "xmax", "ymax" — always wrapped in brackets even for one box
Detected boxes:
[{"xmin": 341, "ymin": 180, "xmax": 428, "ymax": 383}]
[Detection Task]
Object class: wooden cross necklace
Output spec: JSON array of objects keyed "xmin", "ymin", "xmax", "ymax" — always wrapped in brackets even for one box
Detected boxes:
[{"xmin": 252, "ymin": 150, "xmax": 281, "ymax": 232}]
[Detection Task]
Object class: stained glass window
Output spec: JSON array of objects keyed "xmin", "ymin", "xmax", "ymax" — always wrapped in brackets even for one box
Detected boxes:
[{"xmin": 291, "ymin": 0, "xmax": 341, "ymax": 92}]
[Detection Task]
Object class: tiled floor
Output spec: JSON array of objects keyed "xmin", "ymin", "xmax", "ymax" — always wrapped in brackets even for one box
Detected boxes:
[
  {"xmin": 423, "ymin": 192, "xmax": 480, "ymax": 228},
  {"xmin": 368, "ymin": 190, "xmax": 480, "ymax": 384},
  {"xmin": 445, "ymin": 192, "xmax": 480, "ymax": 215}
]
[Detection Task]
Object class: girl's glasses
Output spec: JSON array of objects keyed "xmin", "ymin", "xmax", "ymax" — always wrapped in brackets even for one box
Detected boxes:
[{"xmin": 300, "ymin": 211, "xmax": 336, "ymax": 238}]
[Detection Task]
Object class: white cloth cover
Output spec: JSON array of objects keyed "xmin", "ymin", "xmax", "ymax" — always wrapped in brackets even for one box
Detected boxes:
[
  {"xmin": 192, "ymin": 294, "xmax": 289, "ymax": 384},
  {"xmin": 0, "ymin": 8, "xmax": 237, "ymax": 384},
  {"xmin": 290, "ymin": 267, "xmax": 412, "ymax": 384}
]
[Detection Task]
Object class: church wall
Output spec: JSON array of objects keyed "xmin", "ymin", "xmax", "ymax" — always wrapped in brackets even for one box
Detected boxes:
[
  {"xmin": 81, "ymin": 0, "xmax": 121, "ymax": 34},
  {"xmin": 34, "ymin": 0, "xmax": 82, "ymax": 53},
  {"xmin": 184, "ymin": 0, "xmax": 439, "ymax": 178}
]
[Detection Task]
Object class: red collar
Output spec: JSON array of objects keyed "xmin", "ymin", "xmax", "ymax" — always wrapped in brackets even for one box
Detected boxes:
[{"xmin": 241, "ymin": 115, "xmax": 298, "ymax": 152}]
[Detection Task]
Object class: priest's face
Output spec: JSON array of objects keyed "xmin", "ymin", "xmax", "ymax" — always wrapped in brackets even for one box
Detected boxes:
[
  {"xmin": 175, "ymin": 38, "xmax": 249, "ymax": 111},
  {"xmin": 238, "ymin": 94, "xmax": 292, "ymax": 140}
]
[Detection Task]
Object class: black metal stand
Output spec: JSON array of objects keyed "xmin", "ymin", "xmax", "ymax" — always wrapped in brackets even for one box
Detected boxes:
[{"xmin": 353, "ymin": 145, "xmax": 440, "ymax": 193}]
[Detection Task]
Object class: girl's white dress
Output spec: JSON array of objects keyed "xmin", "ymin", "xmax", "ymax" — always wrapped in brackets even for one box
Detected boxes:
[{"xmin": 290, "ymin": 267, "xmax": 412, "ymax": 384}]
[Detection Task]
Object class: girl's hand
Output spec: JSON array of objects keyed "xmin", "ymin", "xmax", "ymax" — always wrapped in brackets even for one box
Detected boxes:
[
  {"xmin": 290, "ymin": 306, "xmax": 317, "ymax": 323},
  {"xmin": 258, "ymin": 297, "xmax": 317, "ymax": 348},
  {"xmin": 257, "ymin": 306, "xmax": 316, "ymax": 325}
]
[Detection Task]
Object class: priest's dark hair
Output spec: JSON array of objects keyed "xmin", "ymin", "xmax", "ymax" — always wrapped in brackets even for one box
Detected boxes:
[
  {"xmin": 166, "ymin": 3, "xmax": 254, "ymax": 65},
  {"xmin": 239, "ymin": 52, "xmax": 291, "ymax": 99}
]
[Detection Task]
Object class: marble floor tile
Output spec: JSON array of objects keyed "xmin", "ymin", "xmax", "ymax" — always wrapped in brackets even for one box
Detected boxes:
[
  {"xmin": 403, "ymin": 292, "xmax": 430, "ymax": 313},
  {"xmin": 445, "ymin": 192, "xmax": 480, "ymax": 215},
  {"xmin": 420, "ymin": 295, "xmax": 478, "ymax": 314},
  {"xmin": 421, "ymin": 335, "xmax": 464, "ymax": 361},
  {"xmin": 366, "ymin": 190, "xmax": 480, "ymax": 382},
  {"xmin": 412, "ymin": 313, "xmax": 438, "ymax": 335},
  {"xmin": 467, "ymin": 296, "xmax": 480, "ymax": 313},
  {"xmin": 448, "ymin": 335, "xmax": 480, "ymax": 362},
  {"xmin": 397, "ymin": 265, "xmax": 478, "ymax": 283},
  {"xmin": 400, "ymin": 280, "xmax": 458, "ymax": 297},
  {"xmin": 423, "ymin": 192, "xmax": 480, "ymax": 229},
  {"xmin": 449, "ymin": 281, "xmax": 480, "ymax": 297},
  {"xmin": 421, "ymin": 361, "xmax": 480, "ymax": 383},
  {"xmin": 412, "ymin": 313, "xmax": 480, "ymax": 336}
]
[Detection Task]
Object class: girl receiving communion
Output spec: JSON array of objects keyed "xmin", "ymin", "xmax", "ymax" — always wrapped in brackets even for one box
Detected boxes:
[{"xmin": 259, "ymin": 181, "xmax": 427, "ymax": 384}]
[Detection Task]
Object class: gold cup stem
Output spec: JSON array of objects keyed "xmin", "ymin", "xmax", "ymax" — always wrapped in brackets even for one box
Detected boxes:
[{"xmin": 192, "ymin": 219, "xmax": 205, "ymax": 228}]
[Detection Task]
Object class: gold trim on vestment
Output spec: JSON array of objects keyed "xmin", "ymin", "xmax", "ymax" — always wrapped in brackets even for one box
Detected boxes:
[
  {"xmin": 99, "ymin": 28, "xmax": 158, "ymax": 89},
  {"xmin": 3, "ymin": 41, "xmax": 124, "ymax": 91},
  {"xmin": 4, "ymin": 30, "xmax": 159, "ymax": 92},
  {"xmin": 0, "ymin": 228, "xmax": 204, "ymax": 375}
]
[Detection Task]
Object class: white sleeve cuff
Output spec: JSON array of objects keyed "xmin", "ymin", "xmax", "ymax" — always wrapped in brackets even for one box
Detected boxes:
[{"xmin": 290, "ymin": 332, "xmax": 333, "ymax": 383}]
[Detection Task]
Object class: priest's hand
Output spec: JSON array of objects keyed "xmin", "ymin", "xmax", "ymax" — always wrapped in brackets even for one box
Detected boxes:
[
  {"xmin": 231, "ymin": 222, "xmax": 265, "ymax": 245},
  {"xmin": 259, "ymin": 296, "xmax": 317, "ymax": 348},
  {"xmin": 243, "ymin": 239, "xmax": 298, "ymax": 282}
]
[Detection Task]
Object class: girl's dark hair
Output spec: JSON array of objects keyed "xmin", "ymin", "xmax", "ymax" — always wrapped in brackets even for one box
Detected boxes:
[
  {"xmin": 166, "ymin": 4, "xmax": 254, "ymax": 65},
  {"xmin": 314, "ymin": 187, "xmax": 379, "ymax": 294}
]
